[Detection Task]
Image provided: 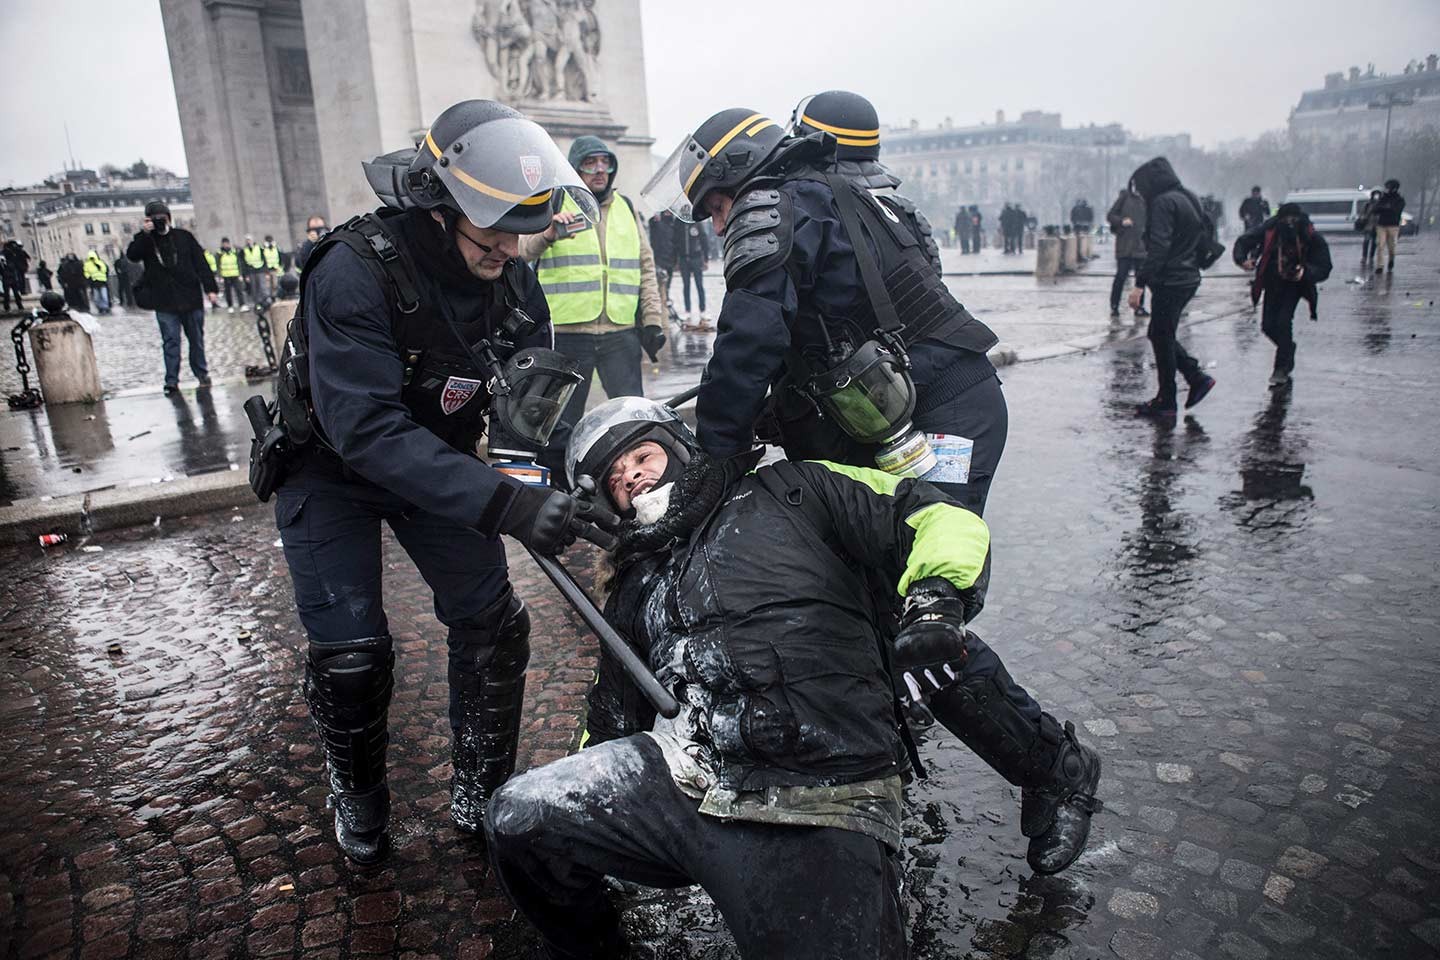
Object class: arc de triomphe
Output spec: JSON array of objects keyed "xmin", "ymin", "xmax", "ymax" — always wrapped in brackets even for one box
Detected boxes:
[{"xmin": 161, "ymin": 0, "xmax": 653, "ymax": 249}]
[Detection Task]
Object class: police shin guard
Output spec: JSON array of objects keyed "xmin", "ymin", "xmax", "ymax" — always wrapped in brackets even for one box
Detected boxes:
[
  {"xmin": 929, "ymin": 666, "xmax": 1102, "ymax": 876},
  {"xmin": 303, "ymin": 636, "xmax": 395, "ymax": 865},
  {"xmin": 448, "ymin": 594, "xmax": 531, "ymax": 835}
]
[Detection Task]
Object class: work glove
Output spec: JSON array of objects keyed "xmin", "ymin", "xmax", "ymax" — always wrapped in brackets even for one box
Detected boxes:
[
  {"xmin": 892, "ymin": 577, "xmax": 971, "ymax": 706},
  {"xmin": 640, "ymin": 323, "xmax": 666, "ymax": 363},
  {"xmin": 499, "ymin": 484, "xmax": 619, "ymax": 555}
]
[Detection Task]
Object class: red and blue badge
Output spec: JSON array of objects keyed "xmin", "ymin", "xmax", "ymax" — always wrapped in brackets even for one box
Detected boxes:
[{"xmin": 440, "ymin": 376, "xmax": 482, "ymax": 415}]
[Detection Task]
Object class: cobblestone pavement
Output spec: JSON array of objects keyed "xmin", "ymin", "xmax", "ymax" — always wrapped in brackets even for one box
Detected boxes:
[{"xmin": 2, "ymin": 234, "xmax": 1438, "ymax": 959}]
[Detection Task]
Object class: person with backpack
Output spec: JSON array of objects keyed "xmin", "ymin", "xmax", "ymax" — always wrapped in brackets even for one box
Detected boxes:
[
  {"xmin": 1371, "ymin": 179, "xmax": 1406, "ymax": 275},
  {"xmin": 1128, "ymin": 156, "xmax": 1218, "ymax": 418},
  {"xmin": 1233, "ymin": 202, "xmax": 1333, "ymax": 388}
]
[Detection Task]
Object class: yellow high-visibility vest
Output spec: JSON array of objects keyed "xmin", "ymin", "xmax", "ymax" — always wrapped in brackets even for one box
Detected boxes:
[
  {"xmin": 83, "ymin": 256, "xmax": 108, "ymax": 283},
  {"xmin": 242, "ymin": 244, "xmax": 264, "ymax": 270},
  {"xmin": 219, "ymin": 250, "xmax": 241, "ymax": 278},
  {"xmin": 204, "ymin": 250, "xmax": 218, "ymax": 273},
  {"xmin": 262, "ymin": 244, "xmax": 281, "ymax": 270},
  {"xmin": 536, "ymin": 194, "xmax": 641, "ymax": 326}
]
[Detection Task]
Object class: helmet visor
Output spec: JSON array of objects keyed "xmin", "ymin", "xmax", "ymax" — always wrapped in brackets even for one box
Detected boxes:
[
  {"xmin": 639, "ymin": 135, "xmax": 708, "ymax": 222},
  {"xmin": 428, "ymin": 116, "xmax": 599, "ymax": 229}
]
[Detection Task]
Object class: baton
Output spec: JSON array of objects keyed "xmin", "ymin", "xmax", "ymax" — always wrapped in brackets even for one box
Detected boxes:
[
  {"xmin": 526, "ymin": 545, "xmax": 681, "ymax": 719},
  {"xmin": 665, "ymin": 383, "xmax": 702, "ymax": 408}
]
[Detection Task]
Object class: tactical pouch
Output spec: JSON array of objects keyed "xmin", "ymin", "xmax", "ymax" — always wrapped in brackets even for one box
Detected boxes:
[{"xmin": 244, "ymin": 395, "xmax": 290, "ymax": 503}]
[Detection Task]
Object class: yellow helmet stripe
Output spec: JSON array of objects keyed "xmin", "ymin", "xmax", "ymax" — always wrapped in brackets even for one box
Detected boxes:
[
  {"xmin": 800, "ymin": 113, "xmax": 881, "ymax": 141},
  {"xmin": 683, "ymin": 112, "xmax": 768, "ymax": 195},
  {"xmin": 746, "ymin": 119, "xmax": 777, "ymax": 137},
  {"xmin": 426, "ymin": 129, "xmax": 553, "ymax": 206}
]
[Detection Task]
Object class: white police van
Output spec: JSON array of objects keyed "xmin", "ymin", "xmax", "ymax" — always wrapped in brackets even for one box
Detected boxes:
[{"xmin": 1283, "ymin": 187, "xmax": 1415, "ymax": 235}]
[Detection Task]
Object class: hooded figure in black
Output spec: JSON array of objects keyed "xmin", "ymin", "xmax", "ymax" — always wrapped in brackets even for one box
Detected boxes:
[
  {"xmin": 1129, "ymin": 156, "xmax": 1215, "ymax": 417},
  {"xmin": 1232, "ymin": 202, "xmax": 1332, "ymax": 387}
]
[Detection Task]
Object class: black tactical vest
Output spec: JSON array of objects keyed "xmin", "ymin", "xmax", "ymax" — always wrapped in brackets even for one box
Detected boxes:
[{"xmin": 276, "ymin": 211, "xmax": 526, "ymax": 457}]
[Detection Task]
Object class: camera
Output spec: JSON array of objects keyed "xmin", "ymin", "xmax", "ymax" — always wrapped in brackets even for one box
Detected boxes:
[{"xmin": 151, "ymin": 216, "xmax": 170, "ymax": 235}]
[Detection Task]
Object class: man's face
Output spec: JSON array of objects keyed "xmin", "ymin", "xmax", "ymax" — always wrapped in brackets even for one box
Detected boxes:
[
  {"xmin": 705, "ymin": 193, "xmax": 735, "ymax": 235},
  {"xmin": 606, "ymin": 440, "xmax": 669, "ymax": 513},
  {"xmin": 435, "ymin": 211, "xmax": 519, "ymax": 280},
  {"xmin": 577, "ymin": 153, "xmax": 614, "ymax": 196},
  {"xmin": 1251, "ymin": 189, "xmax": 1261, "ymax": 198},
  {"xmin": 221, "ymin": 243, "xmax": 231, "ymax": 251},
  {"xmin": 306, "ymin": 217, "xmax": 326, "ymax": 239}
]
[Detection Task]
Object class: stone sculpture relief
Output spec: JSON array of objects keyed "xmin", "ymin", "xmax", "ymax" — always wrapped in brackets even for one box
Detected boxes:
[{"xmin": 472, "ymin": 0, "xmax": 603, "ymax": 103}]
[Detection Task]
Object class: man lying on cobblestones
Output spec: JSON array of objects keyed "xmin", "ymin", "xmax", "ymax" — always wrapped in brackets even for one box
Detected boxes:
[
  {"xmin": 265, "ymin": 100, "xmax": 607, "ymax": 865},
  {"xmin": 484, "ymin": 398, "xmax": 1103, "ymax": 959}
]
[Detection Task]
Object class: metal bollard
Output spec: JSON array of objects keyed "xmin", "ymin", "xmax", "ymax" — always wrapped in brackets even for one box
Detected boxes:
[{"xmin": 29, "ymin": 297, "xmax": 102, "ymax": 404}]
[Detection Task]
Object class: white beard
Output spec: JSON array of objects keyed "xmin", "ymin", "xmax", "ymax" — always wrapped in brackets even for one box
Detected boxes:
[{"xmin": 631, "ymin": 482, "xmax": 674, "ymax": 525}]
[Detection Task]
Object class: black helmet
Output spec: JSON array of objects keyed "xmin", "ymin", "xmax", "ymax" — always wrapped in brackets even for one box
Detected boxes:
[
  {"xmin": 790, "ymin": 90, "xmax": 882, "ymax": 162},
  {"xmin": 640, "ymin": 108, "xmax": 785, "ymax": 222},
  {"xmin": 565, "ymin": 397, "xmax": 698, "ymax": 504},
  {"xmin": 362, "ymin": 99, "xmax": 598, "ymax": 234}
]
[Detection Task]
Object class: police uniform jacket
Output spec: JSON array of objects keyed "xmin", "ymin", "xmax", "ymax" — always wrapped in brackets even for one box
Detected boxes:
[{"xmin": 290, "ymin": 209, "xmax": 552, "ymax": 534}]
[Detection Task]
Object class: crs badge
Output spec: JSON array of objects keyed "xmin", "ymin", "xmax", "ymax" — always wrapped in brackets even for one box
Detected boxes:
[
  {"xmin": 440, "ymin": 376, "xmax": 483, "ymax": 416},
  {"xmin": 520, "ymin": 155, "xmax": 543, "ymax": 191}
]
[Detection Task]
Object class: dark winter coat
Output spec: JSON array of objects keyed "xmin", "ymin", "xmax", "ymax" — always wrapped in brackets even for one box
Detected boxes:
[
  {"xmin": 126, "ymin": 227, "xmax": 217, "ymax": 313},
  {"xmin": 57, "ymin": 256, "xmax": 85, "ymax": 290},
  {"xmin": 1233, "ymin": 214, "xmax": 1332, "ymax": 319},
  {"xmin": 1106, "ymin": 190, "xmax": 1147, "ymax": 259},
  {"xmin": 1132, "ymin": 157, "xmax": 1203, "ymax": 289},
  {"xmin": 1239, "ymin": 196, "xmax": 1271, "ymax": 229},
  {"xmin": 586, "ymin": 454, "xmax": 991, "ymax": 792},
  {"xmin": 649, "ymin": 212, "xmax": 681, "ymax": 270},
  {"xmin": 1372, "ymin": 190, "xmax": 1406, "ymax": 227}
]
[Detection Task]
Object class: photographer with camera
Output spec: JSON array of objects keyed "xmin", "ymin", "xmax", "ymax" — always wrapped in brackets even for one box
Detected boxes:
[
  {"xmin": 126, "ymin": 200, "xmax": 219, "ymax": 395},
  {"xmin": 295, "ymin": 214, "xmax": 328, "ymax": 271}
]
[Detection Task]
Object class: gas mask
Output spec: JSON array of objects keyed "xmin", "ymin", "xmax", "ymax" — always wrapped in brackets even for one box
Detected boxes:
[
  {"xmin": 486, "ymin": 347, "xmax": 584, "ymax": 484},
  {"xmin": 801, "ymin": 339, "xmax": 935, "ymax": 478}
]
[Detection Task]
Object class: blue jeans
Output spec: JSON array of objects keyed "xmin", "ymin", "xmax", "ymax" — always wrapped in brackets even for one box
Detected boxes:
[
  {"xmin": 90, "ymin": 282, "xmax": 110, "ymax": 312},
  {"xmin": 156, "ymin": 308, "xmax": 209, "ymax": 387}
]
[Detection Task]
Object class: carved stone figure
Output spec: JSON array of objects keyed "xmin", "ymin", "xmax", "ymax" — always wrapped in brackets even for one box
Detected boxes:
[{"xmin": 472, "ymin": 0, "xmax": 602, "ymax": 102}]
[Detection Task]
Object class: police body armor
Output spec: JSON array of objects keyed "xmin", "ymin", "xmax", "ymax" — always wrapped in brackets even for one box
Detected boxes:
[
  {"xmin": 723, "ymin": 168, "xmax": 996, "ymax": 462},
  {"xmin": 274, "ymin": 211, "xmax": 527, "ymax": 466}
]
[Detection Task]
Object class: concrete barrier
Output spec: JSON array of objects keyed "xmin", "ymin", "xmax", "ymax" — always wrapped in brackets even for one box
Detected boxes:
[
  {"xmin": 267, "ymin": 299, "xmax": 298, "ymax": 354},
  {"xmin": 1035, "ymin": 237, "xmax": 1061, "ymax": 278},
  {"xmin": 1078, "ymin": 234, "xmax": 1094, "ymax": 260},
  {"xmin": 1060, "ymin": 236, "xmax": 1078, "ymax": 272},
  {"xmin": 30, "ymin": 318, "xmax": 102, "ymax": 404}
]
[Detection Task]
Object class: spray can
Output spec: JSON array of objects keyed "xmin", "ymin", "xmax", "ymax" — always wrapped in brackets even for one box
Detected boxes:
[{"xmin": 38, "ymin": 533, "xmax": 68, "ymax": 547}]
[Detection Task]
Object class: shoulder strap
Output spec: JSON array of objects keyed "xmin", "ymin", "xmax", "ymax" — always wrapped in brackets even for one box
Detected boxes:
[
  {"xmin": 824, "ymin": 173, "xmax": 904, "ymax": 337},
  {"xmin": 343, "ymin": 213, "xmax": 423, "ymax": 315}
]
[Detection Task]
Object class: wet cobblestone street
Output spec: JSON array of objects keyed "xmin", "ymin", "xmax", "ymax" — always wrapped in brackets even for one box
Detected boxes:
[{"xmin": 1, "ymin": 237, "xmax": 1438, "ymax": 958}]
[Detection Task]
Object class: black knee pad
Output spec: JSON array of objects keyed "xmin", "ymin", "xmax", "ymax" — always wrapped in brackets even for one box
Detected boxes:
[
  {"xmin": 304, "ymin": 635, "xmax": 395, "ymax": 789},
  {"xmin": 450, "ymin": 591, "xmax": 531, "ymax": 680}
]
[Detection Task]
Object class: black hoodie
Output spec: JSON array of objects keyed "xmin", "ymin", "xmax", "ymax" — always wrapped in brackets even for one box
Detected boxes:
[{"xmin": 1131, "ymin": 157, "xmax": 1203, "ymax": 289}]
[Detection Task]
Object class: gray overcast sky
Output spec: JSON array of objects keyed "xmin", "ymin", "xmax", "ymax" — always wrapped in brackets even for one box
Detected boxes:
[{"xmin": 2, "ymin": 0, "xmax": 1437, "ymax": 187}]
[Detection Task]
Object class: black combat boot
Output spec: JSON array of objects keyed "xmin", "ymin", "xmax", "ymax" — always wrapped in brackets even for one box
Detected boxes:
[
  {"xmin": 304, "ymin": 635, "xmax": 395, "ymax": 865},
  {"xmin": 448, "ymin": 593, "xmax": 531, "ymax": 835},
  {"xmin": 928, "ymin": 664, "xmax": 1103, "ymax": 876}
]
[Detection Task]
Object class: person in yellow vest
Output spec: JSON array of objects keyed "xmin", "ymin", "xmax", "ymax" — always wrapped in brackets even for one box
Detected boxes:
[
  {"xmin": 217, "ymin": 237, "xmax": 246, "ymax": 312},
  {"xmin": 203, "ymin": 247, "xmax": 219, "ymax": 309},
  {"xmin": 261, "ymin": 234, "xmax": 282, "ymax": 295},
  {"xmin": 83, "ymin": 249, "xmax": 111, "ymax": 314},
  {"xmin": 242, "ymin": 234, "xmax": 266, "ymax": 303},
  {"xmin": 521, "ymin": 135, "xmax": 665, "ymax": 463}
]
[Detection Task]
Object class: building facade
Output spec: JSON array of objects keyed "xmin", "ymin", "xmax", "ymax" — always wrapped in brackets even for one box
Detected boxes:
[
  {"xmin": 1289, "ymin": 56, "xmax": 1440, "ymax": 146},
  {"xmin": 160, "ymin": 0, "xmax": 653, "ymax": 249},
  {"xmin": 28, "ymin": 186, "xmax": 197, "ymax": 269}
]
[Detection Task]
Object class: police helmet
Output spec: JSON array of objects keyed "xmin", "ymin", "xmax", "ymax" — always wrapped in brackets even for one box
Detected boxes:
[
  {"xmin": 362, "ymin": 100, "xmax": 599, "ymax": 234},
  {"xmin": 791, "ymin": 90, "xmax": 882, "ymax": 162},
  {"xmin": 565, "ymin": 397, "xmax": 698, "ymax": 501},
  {"xmin": 640, "ymin": 108, "xmax": 785, "ymax": 222}
]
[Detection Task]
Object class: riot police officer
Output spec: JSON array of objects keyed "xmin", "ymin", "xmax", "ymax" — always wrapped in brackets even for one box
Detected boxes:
[
  {"xmin": 264, "ymin": 100, "xmax": 606, "ymax": 864},
  {"xmin": 641, "ymin": 109, "xmax": 1100, "ymax": 875}
]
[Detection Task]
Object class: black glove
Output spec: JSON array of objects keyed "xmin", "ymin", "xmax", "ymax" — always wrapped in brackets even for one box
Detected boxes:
[
  {"xmin": 892, "ymin": 577, "xmax": 971, "ymax": 705},
  {"xmin": 640, "ymin": 323, "xmax": 666, "ymax": 363}
]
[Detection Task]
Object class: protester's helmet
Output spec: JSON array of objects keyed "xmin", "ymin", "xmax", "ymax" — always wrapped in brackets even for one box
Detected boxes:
[
  {"xmin": 565, "ymin": 396, "xmax": 698, "ymax": 497},
  {"xmin": 790, "ymin": 90, "xmax": 882, "ymax": 162},
  {"xmin": 641, "ymin": 108, "xmax": 785, "ymax": 222},
  {"xmin": 362, "ymin": 99, "xmax": 598, "ymax": 234}
]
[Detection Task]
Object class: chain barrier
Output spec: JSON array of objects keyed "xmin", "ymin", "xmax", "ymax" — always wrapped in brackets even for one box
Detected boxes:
[
  {"xmin": 7, "ymin": 311, "xmax": 43, "ymax": 409},
  {"xmin": 245, "ymin": 297, "xmax": 280, "ymax": 380}
]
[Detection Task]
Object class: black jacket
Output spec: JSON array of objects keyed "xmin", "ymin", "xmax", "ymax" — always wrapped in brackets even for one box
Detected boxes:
[
  {"xmin": 1133, "ymin": 157, "xmax": 1202, "ymax": 289},
  {"xmin": 126, "ymin": 228, "xmax": 217, "ymax": 312},
  {"xmin": 56, "ymin": 257, "xmax": 85, "ymax": 289},
  {"xmin": 1232, "ymin": 214, "xmax": 1332, "ymax": 315},
  {"xmin": 649, "ymin": 213, "xmax": 680, "ymax": 269},
  {"xmin": 586, "ymin": 456, "xmax": 991, "ymax": 791},
  {"xmin": 1239, "ymin": 196, "xmax": 1271, "ymax": 229},
  {"xmin": 1372, "ymin": 190, "xmax": 1406, "ymax": 227},
  {"xmin": 1106, "ymin": 190, "xmax": 1147, "ymax": 259}
]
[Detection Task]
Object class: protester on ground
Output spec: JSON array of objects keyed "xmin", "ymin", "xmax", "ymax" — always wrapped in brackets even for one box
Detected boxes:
[
  {"xmin": 1107, "ymin": 183, "xmax": 1148, "ymax": 318},
  {"xmin": 1129, "ymin": 156, "xmax": 1216, "ymax": 418},
  {"xmin": 1234, "ymin": 202, "xmax": 1333, "ymax": 388},
  {"xmin": 1359, "ymin": 189, "xmax": 1382, "ymax": 266},
  {"xmin": 126, "ymin": 200, "xmax": 219, "ymax": 395},
  {"xmin": 217, "ymin": 238, "xmax": 245, "ymax": 311},
  {"xmin": 521, "ymin": 134, "xmax": 664, "ymax": 466},
  {"xmin": 1371, "ymin": 179, "xmax": 1406, "ymax": 275},
  {"xmin": 266, "ymin": 100, "xmax": 609, "ymax": 865},
  {"xmin": 1239, "ymin": 186, "xmax": 1270, "ymax": 232},
  {"xmin": 486, "ymin": 397, "xmax": 1102, "ymax": 959},
  {"xmin": 83, "ymin": 250, "xmax": 111, "ymax": 314}
]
